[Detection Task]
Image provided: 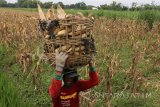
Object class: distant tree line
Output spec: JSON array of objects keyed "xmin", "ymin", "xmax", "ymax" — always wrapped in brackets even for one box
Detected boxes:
[
  {"xmin": 0, "ymin": 0, "xmax": 160, "ymax": 11},
  {"xmin": 99, "ymin": 1, "xmax": 160, "ymax": 11}
]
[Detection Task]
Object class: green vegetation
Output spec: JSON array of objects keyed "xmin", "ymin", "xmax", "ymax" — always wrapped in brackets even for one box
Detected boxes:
[
  {"xmin": 66, "ymin": 9, "xmax": 139, "ymax": 19},
  {"xmin": 0, "ymin": 44, "xmax": 53, "ymax": 107},
  {"xmin": 0, "ymin": 71, "xmax": 31, "ymax": 107},
  {"xmin": 138, "ymin": 10, "xmax": 160, "ymax": 29},
  {"xmin": 3, "ymin": 7, "xmax": 160, "ymax": 22}
]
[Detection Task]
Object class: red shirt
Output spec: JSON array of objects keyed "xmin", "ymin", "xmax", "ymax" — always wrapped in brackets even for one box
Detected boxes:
[{"xmin": 49, "ymin": 71, "xmax": 99, "ymax": 107}]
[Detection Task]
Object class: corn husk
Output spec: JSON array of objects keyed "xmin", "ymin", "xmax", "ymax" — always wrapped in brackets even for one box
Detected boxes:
[{"xmin": 37, "ymin": 4, "xmax": 46, "ymax": 21}]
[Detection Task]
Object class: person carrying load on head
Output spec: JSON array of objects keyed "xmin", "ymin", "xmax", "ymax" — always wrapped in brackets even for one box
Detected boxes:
[{"xmin": 48, "ymin": 50, "xmax": 99, "ymax": 107}]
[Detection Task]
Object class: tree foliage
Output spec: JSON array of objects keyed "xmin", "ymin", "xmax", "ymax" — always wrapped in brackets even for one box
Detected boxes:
[
  {"xmin": 0, "ymin": 0, "xmax": 7, "ymax": 7},
  {"xmin": 1, "ymin": 0, "xmax": 160, "ymax": 11}
]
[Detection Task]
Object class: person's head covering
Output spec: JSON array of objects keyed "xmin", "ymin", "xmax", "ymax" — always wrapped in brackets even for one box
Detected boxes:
[
  {"xmin": 63, "ymin": 68, "xmax": 78, "ymax": 78},
  {"xmin": 62, "ymin": 68, "xmax": 79, "ymax": 87}
]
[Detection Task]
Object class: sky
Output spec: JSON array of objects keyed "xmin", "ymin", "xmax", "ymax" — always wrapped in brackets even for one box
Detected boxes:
[{"xmin": 6, "ymin": 0, "xmax": 160, "ymax": 7}]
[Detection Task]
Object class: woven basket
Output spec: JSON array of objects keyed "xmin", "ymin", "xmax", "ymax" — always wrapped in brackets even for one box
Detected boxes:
[{"xmin": 41, "ymin": 15, "xmax": 96, "ymax": 68}]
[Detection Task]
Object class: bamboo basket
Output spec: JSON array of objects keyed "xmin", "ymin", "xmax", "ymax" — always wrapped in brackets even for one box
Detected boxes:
[{"xmin": 38, "ymin": 5, "xmax": 96, "ymax": 68}]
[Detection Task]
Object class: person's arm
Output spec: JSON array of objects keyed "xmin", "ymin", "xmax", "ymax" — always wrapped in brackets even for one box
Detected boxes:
[
  {"xmin": 48, "ymin": 51, "xmax": 68, "ymax": 98},
  {"xmin": 78, "ymin": 61, "xmax": 99, "ymax": 91},
  {"xmin": 49, "ymin": 71, "xmax": 63, "ymax": 98}
]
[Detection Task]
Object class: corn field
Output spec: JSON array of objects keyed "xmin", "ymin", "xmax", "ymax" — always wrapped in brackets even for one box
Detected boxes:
[{"xmin": 0, "ymin": 8, "xmax": 160, "ymax": 107}]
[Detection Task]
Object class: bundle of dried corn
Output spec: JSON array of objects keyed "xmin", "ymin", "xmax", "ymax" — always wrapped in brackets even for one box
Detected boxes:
[{"xmin": 38, "ymin": 4, "xmax": 96, "ymax": 68}]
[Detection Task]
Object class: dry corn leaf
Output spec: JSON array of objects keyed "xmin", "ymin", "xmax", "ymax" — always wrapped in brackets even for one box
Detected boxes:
[
  {"xmin": 46, "ymin": 5, "xmax": 56, "ymax": 20},
  {"xmin": 76, "ymin": 12, "xmax": 84, "ymax": 18},
  {"xmin": 37, "ymin": 4, "xmax": 46, "ymax": 21},
  {"xmin": 57, "ymin": 4, "xmax": 66, "ymax": 19}
]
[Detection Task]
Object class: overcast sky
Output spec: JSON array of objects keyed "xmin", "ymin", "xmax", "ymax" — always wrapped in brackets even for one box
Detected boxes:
[{"xmin": 6, "ymin": 0, "xmax": 160, "ymax": 7}]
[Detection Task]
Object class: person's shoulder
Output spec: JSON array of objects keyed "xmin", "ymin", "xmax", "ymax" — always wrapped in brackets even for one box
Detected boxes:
[{"xmin": 76, "ymin": 80, "xmax": 86, "ymax": 84}]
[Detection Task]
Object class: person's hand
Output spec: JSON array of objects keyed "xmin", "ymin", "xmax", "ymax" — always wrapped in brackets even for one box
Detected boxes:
[
  {"xmin": 55, "ymin": 50, "xmax": 68, "ymax": 72},
  {"xmin": 89, "ymin": 56, "xmax": 96, "ymax": 67},
  {"xmin": 89, "ymin": 56, "xmax": 96, "ymax": 72}
]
